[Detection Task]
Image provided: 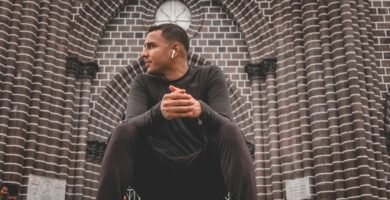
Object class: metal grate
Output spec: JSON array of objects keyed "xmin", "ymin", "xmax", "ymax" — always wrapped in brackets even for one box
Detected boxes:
[{"xmin": 125, "ymin": 188, "xmax": 141, "ymax": 200}]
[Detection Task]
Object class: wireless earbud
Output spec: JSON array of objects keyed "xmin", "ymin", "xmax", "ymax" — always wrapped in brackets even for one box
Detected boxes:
[{"xmin": 171, "ymin": 50, "xmax": 176, "ymax": 59}]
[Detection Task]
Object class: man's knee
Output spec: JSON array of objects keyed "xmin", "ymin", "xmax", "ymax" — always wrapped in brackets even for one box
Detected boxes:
[
  {"xmin": 109, "ymin": 121, "xmax": 139, "ymax": 145},
  {"xmin": 217, "ymin": 121, "xmax": 245, "ymax": 145}
]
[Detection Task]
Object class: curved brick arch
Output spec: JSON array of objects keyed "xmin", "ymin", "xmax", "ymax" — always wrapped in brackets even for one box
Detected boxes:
[
  {"xmin": 88, "ymin": 53, "xmax": 252, "ymax": 142},
  {"xmin": 68, "ymin": 0, "xmax": 273, "ymax": 63},
  {"xmin": 214, "ymin": 0, "xmax": 275, "ymax": 62}
]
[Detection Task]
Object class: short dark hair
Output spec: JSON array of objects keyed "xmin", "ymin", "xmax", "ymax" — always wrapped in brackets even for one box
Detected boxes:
[{"xmin": 147, "ymin": 23, "xmax": 190, "ymax": 53}]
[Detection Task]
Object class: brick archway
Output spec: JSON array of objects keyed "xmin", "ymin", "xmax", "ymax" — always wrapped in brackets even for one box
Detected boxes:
[
  {"xmin": 68, "ymin": 0, "xmax": 274, "ymax": 63},
  {"xmin": 76, "ymin": 1, "xmax": 261, "ymax": 197}
]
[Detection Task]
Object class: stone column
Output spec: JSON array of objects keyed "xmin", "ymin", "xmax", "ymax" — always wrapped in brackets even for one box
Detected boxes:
[
  {"xmin": 65, "ymin": 57, "xmax": 98, "ymax": 200},
  {"xmin": 245, "ymin": 58, "xmax": 276, "ymax": 199},
  {"xmin": 64, "ymin": 57, "xmax": 82, "ymax": 198}
]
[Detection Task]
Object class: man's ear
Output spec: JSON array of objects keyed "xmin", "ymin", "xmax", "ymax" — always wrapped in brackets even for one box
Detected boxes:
[{"xmin": 170, "ymin": 42, "xmax": 181, "ymax": 56}]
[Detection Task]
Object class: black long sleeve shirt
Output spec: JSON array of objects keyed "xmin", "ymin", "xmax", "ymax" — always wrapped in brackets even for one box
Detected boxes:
[{"xmin": 125, "ymin": 65, "xmax": 233, "ymax": 166}]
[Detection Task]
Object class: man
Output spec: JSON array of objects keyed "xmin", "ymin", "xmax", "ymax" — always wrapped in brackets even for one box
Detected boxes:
[
  {"xmin": 0, "ymin": 184, "xmax": 8, "ymax": 200},
  {"xmin": 97, "ymin": 23, "xmax": 256, "ymax": 200}
]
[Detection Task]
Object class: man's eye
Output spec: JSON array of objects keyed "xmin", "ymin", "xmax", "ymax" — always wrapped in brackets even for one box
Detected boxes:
[{"xmin": 145, "ymin": 44, "xmax": 154, "ymax": 49}]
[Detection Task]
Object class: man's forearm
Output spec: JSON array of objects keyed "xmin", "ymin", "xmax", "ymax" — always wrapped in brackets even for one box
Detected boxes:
[{"xmin": 124, "ymin": 102, "xmax": 163, "ymax": 129}]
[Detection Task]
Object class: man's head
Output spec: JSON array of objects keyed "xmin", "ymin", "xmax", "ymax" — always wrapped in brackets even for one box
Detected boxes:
[
  {"xmin": 0, "ymin": 184, "xmax": 8, "ymax": 197},
  {"xmin": 141, "ymin": 23, "xmax": 189, "ymax": 76}
]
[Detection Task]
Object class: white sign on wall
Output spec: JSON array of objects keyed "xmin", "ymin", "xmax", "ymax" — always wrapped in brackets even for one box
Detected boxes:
[
  {"xmin": 27, "ymin": 174, "xmax": 66, "ymax": 200},
  {"xmin": 285, "ymin": 176, "xmax": 311, "ymax": 200}
]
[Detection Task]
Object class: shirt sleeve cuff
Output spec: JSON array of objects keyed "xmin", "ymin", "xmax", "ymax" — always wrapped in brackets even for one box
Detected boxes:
[{"xmin": 198, "ymin": 100, "xmax": 231, "ymax": 128}]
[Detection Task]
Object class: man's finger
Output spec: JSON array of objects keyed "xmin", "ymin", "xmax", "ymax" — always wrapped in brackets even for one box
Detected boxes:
[
  {"xmin": 169, "ymin": 85, "xmax": 186, "ymax": 93},
  {"xmin": 164, "ymin": 99, "xmax": 194, "ymax": 107},
  {"xmin": 164, "ymin": 106, "xmax": 193, "ymax": 113},
  {"xmin": 164, "ymin": 92, "xmax": 191, "ymax": 100}
]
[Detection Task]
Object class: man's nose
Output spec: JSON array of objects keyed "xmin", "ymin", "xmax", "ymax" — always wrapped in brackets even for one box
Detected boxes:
[{"xmin": 141, "ymin": 49, "xmax": 148, "ymax": 58}]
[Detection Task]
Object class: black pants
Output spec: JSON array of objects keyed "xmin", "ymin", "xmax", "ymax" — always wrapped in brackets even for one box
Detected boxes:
[{"xmin": 96, "ymin": 120, "xmax": 257, "ymax": 200}]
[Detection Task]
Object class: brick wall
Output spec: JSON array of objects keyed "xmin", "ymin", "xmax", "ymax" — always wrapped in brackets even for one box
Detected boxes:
[
  {"xmin": 0, "ymin": 1, "xmax": 92, "ymax": 199},
  {"xmin": 255, "ymin": 0, "xmax": 272, "ymax": 16},
  {"xmin": 371, "ymin": 0, "xmax": 390, "ymax": 94},
  {"xmin": 371, "ymin": 0, "xmax": 390, "ymax": 183}
]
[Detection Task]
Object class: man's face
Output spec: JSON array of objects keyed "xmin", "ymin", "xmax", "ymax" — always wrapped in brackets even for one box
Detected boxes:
[
  {"xmin": 0, "ymin": 186, "xmax": 8, "ymax": 196},
  {"xmin": 141, "ymin": 30, "xmax": 173, "ymax": 75}
]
